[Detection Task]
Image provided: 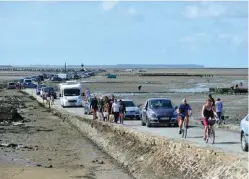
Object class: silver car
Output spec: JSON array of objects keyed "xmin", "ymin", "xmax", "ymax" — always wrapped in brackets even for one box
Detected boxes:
[{"xmin": 7, "ymin": 82, "xmax": 16, "ymax": 89}]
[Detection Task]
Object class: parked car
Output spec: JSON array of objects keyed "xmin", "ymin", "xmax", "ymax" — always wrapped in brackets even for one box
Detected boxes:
[
  {"xmin": 141, "ymin": 98, "xmax": 178, "ymax": 127},
  {"xmin": 240, "ymin": 114, "xmax": 248, "ymax": 152},
  {"xmin": 121, "ymin": 99, "xmax": 141, "ymax": 120},
  {"xmin": 51, "ymin": 76, "xmax": 62, "ymax": 82},
  {"xmin": 36, "ymin": 84, "xmax": 47, "ymax": 95},
  {"xmin": 7, "ymin": 82, "xmax": 16, "ymax": 89},
  {"xmin": 23, "ymin": 79, "xmax": 37, "ymax": 88}
]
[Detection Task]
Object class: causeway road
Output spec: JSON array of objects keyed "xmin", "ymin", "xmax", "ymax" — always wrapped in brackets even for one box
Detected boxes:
[{"xmin": 25, "ymin": 89, "xmax": 247, "ymax": 158}]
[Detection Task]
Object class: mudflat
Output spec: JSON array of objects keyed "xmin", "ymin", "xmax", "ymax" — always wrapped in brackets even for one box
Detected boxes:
[{"xmin": 0, "ymin": 89, "xmax": 133, "ymax": 179}]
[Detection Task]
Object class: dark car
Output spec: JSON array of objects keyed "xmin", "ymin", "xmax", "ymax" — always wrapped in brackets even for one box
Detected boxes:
[
  {"xmin": 141, "ymin": 98, "xmax": 178, "ymax": 127},
  {"xmin": 51, "ymin": 76, "xmax": 62, "ymax": 82},
  {"xmin": 36, "ymin": 84, "xmax": 47, "ymax": 95}
]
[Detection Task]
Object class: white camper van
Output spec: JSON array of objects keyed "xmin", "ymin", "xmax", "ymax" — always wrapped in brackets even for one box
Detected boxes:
[{"xmin": 59, "ymin": 81, "xmax": 83, "ymax": 108}]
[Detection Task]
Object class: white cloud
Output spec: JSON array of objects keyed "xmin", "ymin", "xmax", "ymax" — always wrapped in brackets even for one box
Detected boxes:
[
  {"xmin": 100, "ymin": 1, "xmax": 119, "ymax": 11},
  {"xmin": 183, "ymin": 2, "xmax": 247, "ymax": 19},
  {"xmin": 127, "ymin": 7, "xmax": 137, "ymax": 15},
  {"xmin": 217, "ymin": 33, "xmax": 246, "ymax": 48},
  {"xmin": 180, "ymin": 31, "xmax": 246, "ymax": 53},
  {"xmin": 180, "ymin": 33, "xmax": 208, "ymax": 44},
  {"xmin": 217, "ymin": 33, "xmax": 232, "ymax": 40}
]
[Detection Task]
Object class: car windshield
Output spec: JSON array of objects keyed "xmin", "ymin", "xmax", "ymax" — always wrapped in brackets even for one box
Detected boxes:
[
  {"xmin": 149, "ymin": 100, "xmax": 173, "ymax": 109},
  {"xmin": 9, "ymin": 83, "xmax": 15, "ymax": 85},
  {"xmin": 19, "ymin": 79, "xmax": 24, "ymax": 83},
  {"xmin": 123, "ymin": 101, "xmax": 135, "ymax": 107},
  {"xmin": 44, "ymin": 88, "xmax": 50, "ymax": 92},
  {"xmin": 48, "ymin": 87, "xmax": 55, "ymax": 92},
  {"xmin": 38, "ymin": 85, "xmax": 46, "ymax": 88},
  {"xmin": 24, "ymin": 79, "xmax": 32, "ymax": 83},
  {"xmin": 64, "ymin": 88, "xmax": 80, "ymax": 96}
]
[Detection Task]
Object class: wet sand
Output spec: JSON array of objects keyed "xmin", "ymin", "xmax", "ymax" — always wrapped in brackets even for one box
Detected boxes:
[{"xmin": 0, "ymin": 89, "xmax": 133, "ymax": 179}]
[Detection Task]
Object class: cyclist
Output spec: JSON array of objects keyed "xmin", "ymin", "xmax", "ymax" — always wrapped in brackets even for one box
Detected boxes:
[
  {"xmin": 201, "ymin": 98, "xmax": 218, "ymax": 141},
  {"xmin": 177, "ymin": 98, "xmax": 192, "ymax": 134}
]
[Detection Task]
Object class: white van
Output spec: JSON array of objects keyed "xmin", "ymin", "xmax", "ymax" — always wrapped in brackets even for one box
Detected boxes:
[{"xmin": 59, "ymin": 82, "xmax": 83, "ymax": 108}]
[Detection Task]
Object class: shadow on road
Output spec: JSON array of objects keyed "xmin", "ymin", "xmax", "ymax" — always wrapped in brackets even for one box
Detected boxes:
[
  {"xmin": 215, "ymin": 141, "xmax": 240, "ymax": 145},
  {"xmin": 187, "ymin": 136, "xmax": 203, "ymax": 139}
]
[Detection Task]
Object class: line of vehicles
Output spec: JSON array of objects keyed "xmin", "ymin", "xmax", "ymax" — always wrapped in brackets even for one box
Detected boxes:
[{"xmin": 7, "ymin": 77, "xmax": 249, "ymax": 152}]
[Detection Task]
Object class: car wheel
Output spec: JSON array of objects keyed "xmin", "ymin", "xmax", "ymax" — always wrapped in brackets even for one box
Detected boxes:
[
  {"xmin": 174, "ymin": 123, "xmax": 179, "ymax": 127},
  {"xmin": 241, "ymin": 132, "xmax": 248, "ymax": 152},
  {"xmin": 146, "ymin": 118, "xmax": 152, "ymax": 128}
]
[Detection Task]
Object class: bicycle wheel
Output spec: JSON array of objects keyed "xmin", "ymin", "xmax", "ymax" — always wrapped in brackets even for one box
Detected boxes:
[
  {"xmin": 181, "ymin": 128, "xmax": 185, "ymax": 138},
  {"xmin": 184, "ymin": 121, "xmax": 187, "ymax": 138},
  {"xmin": 210, "ymin": 127, "xmax": 215, "ymax": 144},
  {"xmin": 205, "ymin": 128, "xmax": 209, "ymax": 143}
]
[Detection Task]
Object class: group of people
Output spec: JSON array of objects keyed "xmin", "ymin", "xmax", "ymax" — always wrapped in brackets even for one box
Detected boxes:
[
  {"xmin": 42, "ymin": 90, "xmax": 54, "ymax": 107},
  {"xmin": 16, "ymin": 83, "xmax": 24, "ymax": 90},
  {"xmin": 89, "ymin": 94, "xmax": 126, "ymax": 124},
  {"xmin": 86, "ymin": 87, "xmax": 223, "ymax": 140},
  {"xmin": 176, "ymin": 94, "xmax": 223, "ymax": 141}
]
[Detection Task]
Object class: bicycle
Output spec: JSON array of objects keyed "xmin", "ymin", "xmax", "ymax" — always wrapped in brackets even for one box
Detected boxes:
[
  {"xmin": 205, "ymin": 118, "xmax": 217, "ymax": 144},
  {"xmin": 180, "ymin": 115, "xmax": 188, "ymax": 138}
]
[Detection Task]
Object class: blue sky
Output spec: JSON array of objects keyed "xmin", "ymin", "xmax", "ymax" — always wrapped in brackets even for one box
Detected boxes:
[{"xmin": 0, "ymin": 1, "xmax": 248, "ymax": 67}]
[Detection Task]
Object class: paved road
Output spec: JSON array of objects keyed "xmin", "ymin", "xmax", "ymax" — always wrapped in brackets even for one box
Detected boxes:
[{"xmin": 26, "ymin": 89, "xmax": 247, "ymax": 157}]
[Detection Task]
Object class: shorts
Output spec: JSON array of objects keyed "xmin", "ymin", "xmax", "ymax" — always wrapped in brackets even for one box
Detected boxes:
[
  {"xmin": 180, "ymin": 114, "xmax": 188, "ymax": 120},
  {"xmin": 203, "ymin": 117, "xmax": 216, "ymax": 127},
  {"xmin": 92, "ymin": 108, "xmax": 98, "ymax": 113},
  {"xmin": 203, "ymin": 117, "xmax": 209, "ymax": 127}
]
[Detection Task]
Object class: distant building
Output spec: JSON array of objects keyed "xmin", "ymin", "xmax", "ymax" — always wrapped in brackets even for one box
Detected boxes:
[{"xmin": 0, "ymin": 65, "xmax": 12, "ymax": 68}]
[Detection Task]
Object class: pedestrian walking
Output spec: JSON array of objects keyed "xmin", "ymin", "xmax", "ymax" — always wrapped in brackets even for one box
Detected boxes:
[
  {"xmin": 85, "ymin": 88, "xmax": 91, "ymax": 104},
  {"xmin": 215, "ymin": 98, "xmax": 223, "ymax": 124},
  {"xmin": 119, "ymin": 99, "xmax": 126, "ymax": 124},
  {"xmin": 90, "ymin": 96, "xmax": 98, "ymax": 120},
  {"xmin": 103, "ymin": 96, "xmax": 109, "ymax": 122},
  {"xmin": 111, "ymin": 99, "xmax": 120, "ymax": 123},
  {"xmin": 98, "ymin": 96, "xmax": 104, "ymax": 120}
]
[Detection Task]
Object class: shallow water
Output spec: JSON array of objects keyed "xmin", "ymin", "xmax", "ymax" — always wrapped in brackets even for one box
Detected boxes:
[{"xmin": 169, "ymin": 87, "xmax": 209, "ymax": 93}]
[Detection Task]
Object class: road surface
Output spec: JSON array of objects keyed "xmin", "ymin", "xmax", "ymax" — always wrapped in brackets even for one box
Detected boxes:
[{"xmin": 26, "ymin": 89, "xmax": 247, "ymax": 158}]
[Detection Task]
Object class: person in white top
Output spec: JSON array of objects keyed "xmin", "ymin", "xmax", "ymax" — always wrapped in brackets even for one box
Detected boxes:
[{"xmin": 111, "ymin": 99, "xmax": 120, "ymax": 123}]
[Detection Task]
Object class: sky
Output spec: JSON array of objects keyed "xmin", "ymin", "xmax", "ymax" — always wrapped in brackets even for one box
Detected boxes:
[{"xmin": 0, "ymin": 1, "xmax": 248, "ymax": 67}]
